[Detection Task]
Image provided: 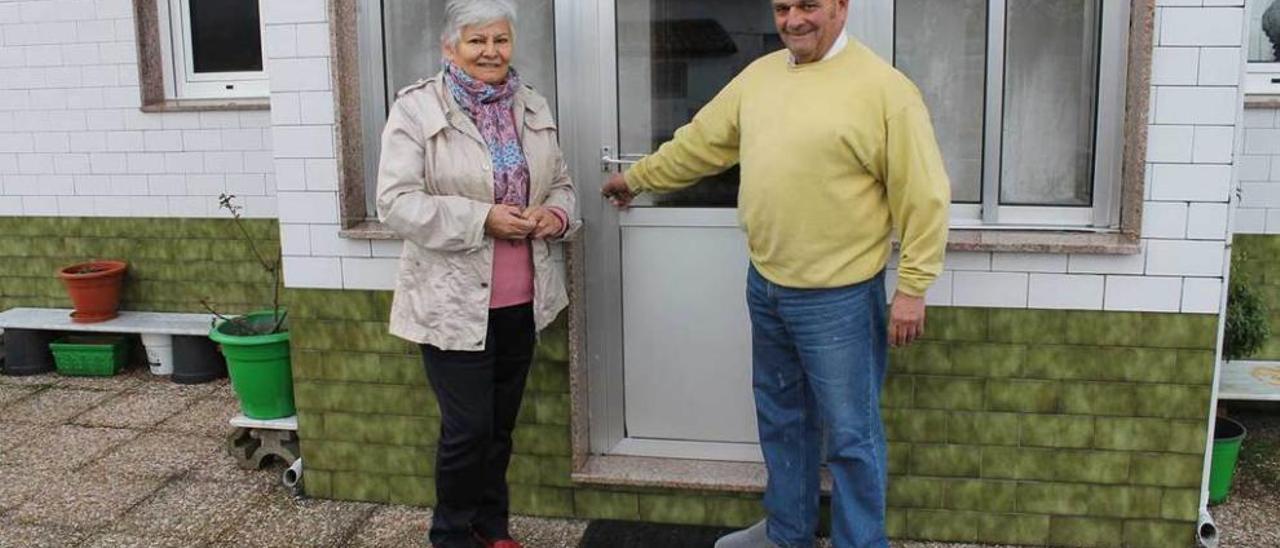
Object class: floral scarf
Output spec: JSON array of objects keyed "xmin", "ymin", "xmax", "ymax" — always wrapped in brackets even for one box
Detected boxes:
[{"xmin": 444, "ymin": 62, "xmax": 530, "ymax": 207}]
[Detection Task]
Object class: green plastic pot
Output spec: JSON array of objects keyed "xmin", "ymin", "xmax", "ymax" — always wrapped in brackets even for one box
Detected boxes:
[
  {"xmin": 209, "ymin": 310, "xmax": 294, "ymax": 420},
  {"xmin": 1208, "ymin": 417, "xmax": 1247, "ymax": 505}
]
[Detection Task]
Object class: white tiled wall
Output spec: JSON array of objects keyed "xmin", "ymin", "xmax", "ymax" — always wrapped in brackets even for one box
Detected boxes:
[
  {"xmin": 1237, "ymin": 106, "xmax": 1280, "ymax": 234},
  {"xmin": 0, "ymin": 0, "xmax": 277, "ymax": 218},
  {"xmin": 1, "ymin": 1, "xmax": 1247, "ymax": 316}
]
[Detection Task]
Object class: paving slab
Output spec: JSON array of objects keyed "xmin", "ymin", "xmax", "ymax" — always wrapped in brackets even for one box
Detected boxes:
[
  {"xmin": 79, "ymin": 532, "xmax": 201, "ymax": 548},
  {"xmin": 0, "ymin": 420, "xmax": 44, "ymax": 454},
  {"xmin": 7, "ymin": 473, "xmax": 164, "ymax": 529},
  {"xmin": 0, "ymin": 468, "xmax": 60, "ymax": 512},
  {"xmin": 0, "ymin": 371, "xmax": 58, "ymax": 387},
  {"xmin": 511, "ymin": 515, "xmax": 589, "ymax": 548},
  {"xmin": 72, "ymin": 389, "xmax": 199, "ymax": 429},
  {"xmin": 0, "ymin": 520, "xmax": 92, "ymax": 548},
  {"xmin": 3, "ymin": 386, "xmax": 116, "ymax": 425},
  {"xmin": 0, "ymin": 424, "xmax": 135, "ymax": 472},
  {"xmin": 347, "ymin": 505, "xmax": 433, "ymax": 548},
  {"xmin": 129, "ymin": 376, "xmax": 226, "ymax": 398},
  {"xmin": 0, "ymin": 383, "xmax": 39, "ymax": 409},
  {"xmin": 155, "ymin": 396, "xmax": 239, "ymax": 439},
  {"xmin": 113, "ymin": 477, "xmax": 272, "ymax": 543},
  {"xmin": 54, "ymin": 365, "xmax": 148, "ymax": 392},
  {"xmin": 82, "ymin": 431, "xmax": 221, "ymax": 480},
  {"xmin": 186, "ymin": 443, "xmax": 286, "ymax": 489},
  {"xmin": 216, "ymin": 495, "xmax": 379, "ymax": 547}
]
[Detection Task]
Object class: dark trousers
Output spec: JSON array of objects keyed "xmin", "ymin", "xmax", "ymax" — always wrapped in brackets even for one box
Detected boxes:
[{"xmin": 420, "ymin": 304, "xmax": 535, "ymax": 548}]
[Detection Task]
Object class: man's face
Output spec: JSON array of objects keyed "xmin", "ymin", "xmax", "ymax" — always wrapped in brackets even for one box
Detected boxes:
[{"xmin": 772, "ymin": 0, "xmax": 848, "ymax": 64}]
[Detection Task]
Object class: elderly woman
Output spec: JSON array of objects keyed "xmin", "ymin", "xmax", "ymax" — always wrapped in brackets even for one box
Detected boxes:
[{"xmin": 375, "ymin": 1, "xmax": 578, "ymax": 546}]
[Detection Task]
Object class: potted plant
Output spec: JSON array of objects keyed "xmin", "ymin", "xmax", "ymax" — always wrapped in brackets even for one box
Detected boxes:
[
  {"xmin": 57, "ymin": 259, "xmax": 128, "ymax": 323},
  {"xmin": 205, "ymin": 194, "xmax": 294, "ymax": 420}
]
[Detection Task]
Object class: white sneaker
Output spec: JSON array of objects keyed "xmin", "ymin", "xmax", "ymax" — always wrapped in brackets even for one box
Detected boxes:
[{"xmin": 714, "ymin": 519, "xmax": 780, "ymax": 548}]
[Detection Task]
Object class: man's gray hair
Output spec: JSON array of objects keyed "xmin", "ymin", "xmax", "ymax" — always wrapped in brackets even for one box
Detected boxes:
[{"xmin": 441, "ymin": 0, "xmax": 518, "ymax": 50}]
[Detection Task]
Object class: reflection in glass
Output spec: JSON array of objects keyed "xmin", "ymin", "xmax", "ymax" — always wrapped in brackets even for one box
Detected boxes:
[
  {"xmin": 894, "ymin": 0, "xmax": 986, "ymax": 204},
  {"xmin": 381, "ymin": 0, "xmax": 557, "ymax": 112},
  {"xmin": 188, "ymin": 0, "xmax": 262, "ymax": 73},
  {"xmin": 618, "ymin": 0, "xmax": 779, "ymax": 208},
  {"xmin": 1248, "ymin": 0, "xmax": 1280, "ymax": 63},
  {"xmin": 1001, "ymin": 0, "xmax": 1099, "ymax": 207}
]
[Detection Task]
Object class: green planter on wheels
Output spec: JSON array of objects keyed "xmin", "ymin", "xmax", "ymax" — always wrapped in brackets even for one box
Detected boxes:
[{"xmin": 209, "ymin": 310, "xmax": 294, "ymax": 420}]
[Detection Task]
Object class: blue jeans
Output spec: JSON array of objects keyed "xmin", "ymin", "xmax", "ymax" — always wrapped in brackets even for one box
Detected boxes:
[{"xmin": 747, "ymin": 264, "xmax": 889, "ymax": 548}]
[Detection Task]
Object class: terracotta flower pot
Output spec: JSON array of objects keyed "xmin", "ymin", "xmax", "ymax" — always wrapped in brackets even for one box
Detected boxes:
[{"xmin": 57, "ymin": 260, "xmax": 128, "ymax": 323}]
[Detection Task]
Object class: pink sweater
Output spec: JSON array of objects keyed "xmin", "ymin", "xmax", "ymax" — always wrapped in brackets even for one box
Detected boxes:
[{"xmin": 489, "ymin": 207, "xmax": 567, "ymax": 309}]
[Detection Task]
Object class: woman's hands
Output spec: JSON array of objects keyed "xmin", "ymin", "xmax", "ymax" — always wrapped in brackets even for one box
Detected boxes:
[
  {"xmin": 485, "ymin": 205, "xmax": 535, "ymax": 240},
  {"xmin": 523, "ymin": 206, "xmax": 564, "ymax": 239},
  {"xmin": 484, "ymin": 205, "xmax": 564, "ymax": 240}
]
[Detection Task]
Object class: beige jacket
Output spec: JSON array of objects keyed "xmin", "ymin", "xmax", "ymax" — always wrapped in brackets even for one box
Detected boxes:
[{"xmin": 376, "ymin": 73, "xmax": 580, "ymax": 351}]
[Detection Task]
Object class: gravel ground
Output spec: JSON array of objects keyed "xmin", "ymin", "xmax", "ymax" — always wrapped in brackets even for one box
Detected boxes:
[
  {"xmin": 1211, "ymin": 403, "xmax": 1280, "ymax": 548},
  {"xmin": 3, "ymin": 362, "xmax": 1277, "ymax": 547}
]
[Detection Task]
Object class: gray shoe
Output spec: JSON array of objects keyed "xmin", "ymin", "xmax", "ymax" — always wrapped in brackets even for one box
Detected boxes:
[{"xmin": 715, "ymin": 519, "xmax": 780, "ymax": 548}]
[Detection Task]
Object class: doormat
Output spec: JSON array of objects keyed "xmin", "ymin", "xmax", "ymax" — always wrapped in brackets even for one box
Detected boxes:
[{"xmin": 578, "ymin": 519, "xmax": 736, "ymax": 548}]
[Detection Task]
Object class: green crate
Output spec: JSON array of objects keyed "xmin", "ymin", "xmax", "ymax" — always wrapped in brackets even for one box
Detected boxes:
[{"xmin": 49, "ymin": 335, "xmax": 129, "ymax": 377}]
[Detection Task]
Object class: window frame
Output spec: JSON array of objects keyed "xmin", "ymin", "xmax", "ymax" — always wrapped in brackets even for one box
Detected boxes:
[
  {"xmin": 156, "ymin": 0, "xmax": 270, "ymax": 100},
  {"xmin": 860, "ymin": 0, "xmax": 1130, "ymax": 231},
  {"xmin": 1246, "ymin": 0, "xmax": 1280, "ymax": 95}
]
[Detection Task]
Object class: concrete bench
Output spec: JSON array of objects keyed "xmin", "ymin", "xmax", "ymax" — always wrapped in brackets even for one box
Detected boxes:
[
  {"xmin": 0, "ymin": 307, "xmax": 225, "ymax": 383},
  {"xmin": 1218, "ymin": 360, "xmax": 1280, "ymax": 402}
]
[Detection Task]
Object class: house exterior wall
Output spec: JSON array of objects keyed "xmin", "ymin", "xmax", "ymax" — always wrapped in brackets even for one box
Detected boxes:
[
  {"xmin": 1234, "ymin": 106, "xmax": 1280, "ymax": 360},
  {"xmin": 1238, "ymin": 108, "xmax": 1280, "ymax": 234},
  {"xmin": 288, "ymin": 289, "xmax": 1214, "ymax": 546},
  {"xmin": 0, "ymin": 0, "xmax": 277, "ymax": 218},
  {"xmin": 0, "ymin": 216, "xmax": 278, "ymax": 315},
  {"xmin": 0, "ymin": 1, "xmax": 1249, "ymax": 546}
]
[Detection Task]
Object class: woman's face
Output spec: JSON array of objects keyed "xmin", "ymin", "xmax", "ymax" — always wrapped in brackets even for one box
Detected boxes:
[{"xmin": 445, "ymin": 19, "xmax": 514, "ymax": 85}]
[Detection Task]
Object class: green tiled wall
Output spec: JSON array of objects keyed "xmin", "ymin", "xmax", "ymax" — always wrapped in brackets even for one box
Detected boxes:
[
  {"xmin": 1232, "ymin": 234, "xmax": 1280, "ymax": 360},
  {"xmin": 1, "ymin": 217, "xmax": 1219, "ymax": 547},
  {"xmin": 0, "ymin": 217, "xmax": 280, "ymax": 315},
  {"xmin": 290, "ymin": 289, "xmax": 1217, "ymax": 548}
]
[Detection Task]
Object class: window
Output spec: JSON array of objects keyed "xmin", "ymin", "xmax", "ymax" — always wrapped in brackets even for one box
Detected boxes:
[
  {"xmin": 1247, "ymin": 0, "xmax": 1280, "ymax": 94},
  {"xmin": 156, "ymin": 0, "xmax": 268, "ymax": 99},
  {"xmin": 354, "ymin": 0, "xmax": 557, "ymax": 217},
  {"xmin": 854, "ymin": 0, "xmax": 1132, "ymax": 230}
]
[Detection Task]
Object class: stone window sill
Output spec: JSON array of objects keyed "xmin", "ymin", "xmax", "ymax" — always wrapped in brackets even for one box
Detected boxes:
[
  {"xmin": 342, "ymin": 219, "xmax": 1139, "ymax": 255},
  {"xmin": 339, "ymin": 220, "xmax": 400, "ymax": 240},
  {"xmin": 1245, "ymin": 94, "xmax": 1280, "ymax": 109},
  {"xmin": 140, "ymin": 97, "xmax": 270, "ymax": 113}
]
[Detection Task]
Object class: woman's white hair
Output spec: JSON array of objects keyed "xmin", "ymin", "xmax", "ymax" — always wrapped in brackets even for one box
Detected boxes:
[{"xmin": 441, "ymin": 0, "xmax": 518, "ymax": 50}]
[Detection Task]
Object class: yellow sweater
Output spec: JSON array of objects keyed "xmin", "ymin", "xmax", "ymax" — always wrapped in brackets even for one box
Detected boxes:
[{"xmin": 625, "ymin": 40, "xmax": 950, "ymax": 296}]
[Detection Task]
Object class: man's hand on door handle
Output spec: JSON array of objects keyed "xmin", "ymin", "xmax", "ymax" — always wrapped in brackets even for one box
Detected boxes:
[{"xmin": 602, "ymin": 173, "xmax": 635, "ymax": 209}]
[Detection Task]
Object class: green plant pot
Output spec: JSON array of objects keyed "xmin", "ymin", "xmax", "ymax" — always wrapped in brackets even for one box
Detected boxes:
[
  {"xmin": 1209, "ymin": 417, "xmax": 1247, "ymax": 505},
  {"xmin": 209, "ymin": 310, "xmax": 294, "ymax": 420}
]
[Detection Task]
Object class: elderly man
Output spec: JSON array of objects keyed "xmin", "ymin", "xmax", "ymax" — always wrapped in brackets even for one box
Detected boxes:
[{"xmin": 601, "ymin": 0, "xmax": 950, "ymax": 546}]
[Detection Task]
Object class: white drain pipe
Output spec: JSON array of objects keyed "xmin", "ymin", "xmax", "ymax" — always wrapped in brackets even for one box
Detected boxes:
[
  {"xmin": 283, "ymin": 457, "xmax": 303, "ymax": 490},
  {"xmin": 1197, "ymin": 510, "xmax": 1219, "ymax": 548},
  {"xmin": 1198, "ymin": 41, "xmax": 1248, "ymax": 547}
]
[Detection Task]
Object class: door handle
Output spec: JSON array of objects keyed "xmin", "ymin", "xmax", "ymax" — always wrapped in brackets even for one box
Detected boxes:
[{"xmin": 600, "ymin": 146, "xmax": 646, "ymax": 172}]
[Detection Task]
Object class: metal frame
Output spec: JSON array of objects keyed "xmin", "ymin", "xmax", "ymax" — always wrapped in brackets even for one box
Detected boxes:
[
  {"xmin": 556, "ymin": 0, "xmax": 628, "ymax": 456},
  {"xmin": 160, "ymin": 0, "xmax": 269, "ymax": 99}
]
